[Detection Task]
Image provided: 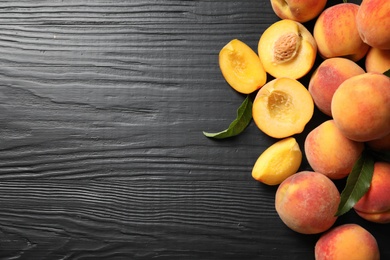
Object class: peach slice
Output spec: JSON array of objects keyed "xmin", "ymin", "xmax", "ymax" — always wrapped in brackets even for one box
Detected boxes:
[
  {"xmin": 252, "ymin": 137, "xmax": 302, "ymax": 185},
  {"xmin": 252, "ymin": 77, "xmax": 314, "ymax": 138},
  {"xmin": 219, "ymin": 39, "xmax": 267, "ymax": 94},
  {"xmin": 258, "ymin": 19, "xmax": 317, "ymax": 79}
]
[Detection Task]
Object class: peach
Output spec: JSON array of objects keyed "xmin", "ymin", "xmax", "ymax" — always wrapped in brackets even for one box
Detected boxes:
[
  {"xmin": 252, "ymin": 77, "xmax": 314, "ymax": 139},
  {"xmin": 308, "ymin": 57, "xmax": 365, "ymax": 116},
  {"xmin": 304, "ymin": 120, "xmax": 364, "ymax": 180},
  {"xmin": 252, "ymin": 137, "xmax": 302, "ymax": 185},
  {"xmin": 275, "ymin": 171, "xmax": 340, "ymax": 234},
  {"xmin": 313, "ymin": 3, "xmax": 370, "ymax": 61},
  {"xmin": 354, "ymin": 161, "xmax": 390, "ymax": 224},
  {"xmin": 219, "ymin": 39, "xmax": 267, "ymax": 94},
  {"xmin": 270, "ymin": 0, "xmax": 327, "ymax": 23},
  {"xmin": 365, "ymin": 47, "xmax": 390, "ymax": 74},
  {"xmin": 356, "ymin": 0, "xmax": 390, "ymax": 50},
  {"xmin": 366, "ymin": 133, "xmax": 390, "ymax": 151},
  {"xmin": 331, "ymin": 72, "xmax": 390, "ymax": 142},
  {"xmin": 258, "ymin": 19, "xmax": 317, "ymax": 79},
  {"xmin": 315, "ymin": 224, "xmax": 380, "ymax": 260}
]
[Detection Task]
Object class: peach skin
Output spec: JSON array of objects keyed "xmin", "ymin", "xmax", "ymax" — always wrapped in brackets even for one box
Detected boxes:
[
  {"xmin": 270, "ymin": 0, "xmax": 327, "ymax": 23},
  {"xmin": 275, "ymin": 171, "xmax": 340, "ymax": 234},
  {"xmin": 331, "ymin": 72, "xmax": 390, "ymax": 142},
  {"xmin": 313, "ymin": 3, "xmax": 369, "ymax": 61},
  {"xmin": 315, "ymin": 224, "xmax": 380, "ymax": 260},
  {"xmin": 308, "ymin": 57, "xmax": 365, "ymax": 117},
  {"xmin": 354, "ymin": 161, "xmax": 390, "ymax": 224}
]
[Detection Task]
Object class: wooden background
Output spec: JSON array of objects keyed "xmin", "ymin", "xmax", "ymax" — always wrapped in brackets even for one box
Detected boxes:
[{"xmin": 0, "ymin": 0, "xmax": 388, "ymax": 259}]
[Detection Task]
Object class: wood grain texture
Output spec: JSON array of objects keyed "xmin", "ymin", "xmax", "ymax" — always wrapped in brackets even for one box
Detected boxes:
[{"xmin": 0, "ymin": 0, "xmax": 388, "ymax": 259}]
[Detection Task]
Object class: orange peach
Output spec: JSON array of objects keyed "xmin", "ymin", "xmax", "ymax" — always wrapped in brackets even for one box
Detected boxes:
[
  {"xmin": 356, "ymin": 0, "xmax": 390, "ymax": 50},
  {"xmin": 275, "ymin": 171, "xmax": 340, "ymax": 234},
  {"xmin": 313, "ymin": 3, "xmax": 369, "ymax": 61},
  {"xmin": 354, "ymin": 161, "xmax": 390, "ymax": 224},
  {"xmin": 304, "ymin": 120, "xmax": 364, "ymax": 180},
  {"xmin": 365, "ymin": 47, "xmax": 390, "ymax": 74},
  {"xmin": 270, "ymin": 0, "xmax": 327, "ymax": 23},
  {"xmin": 258, "ymin": 19, "xmax": 317, "ymax": 79},
  {"xmin": 308, "ymin": 57, "xmax": 365, "ymax": 116},
  {"xmin": 252, "ymin": 77, "xmax": 314, "ymax": 138},
  {"xmin": 315, "ymin": 224, "xmax": 380, "ymax": 260},
  {"xmin": 331, "ymin": 72, "xmax": 390, "ymax": 142},
  {"xmin": 219, "ymin": 39, "xmax": 267, "ymax": 94}
]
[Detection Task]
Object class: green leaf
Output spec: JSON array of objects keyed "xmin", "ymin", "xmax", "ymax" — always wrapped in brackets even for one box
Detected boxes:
[
  {"xmin": 343, "ymin": 0, "xmax": 348, "ymax": 3},
  {"xmin": 335, "ymin": 150, "xmax": 375, "ymax": 216},
  {"xmin": 384, "ymin": 69, "xmax": 390, "ymax": 78},
  {"xmin": 203, "ymin": 95, "xmax": 252, "ymax": 139}
]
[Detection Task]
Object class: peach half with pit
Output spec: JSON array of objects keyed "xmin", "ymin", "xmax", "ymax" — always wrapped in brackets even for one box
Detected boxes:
[
  {"xmin": 308, "ymin": 57, "xmax": 365, "ymax": 117},
  {"xmin": 353, "ymin": 161, "xmax": 390, "ymax": 224},
  {"xmin": 270, "ymin": 0, "xmax": 327, "ymax": 23},
  {"xmin": 252, "ymin": 77, "xmax": 314, "ymax": 139},
  {"xmin": 219, "ymin": 39, "xmax": 267, "ymax": 94},
  {"xmin": 315, "ymin": 224, "xmax": 380, "ymax": 260},
  {"xmin": 304, "ymin": 120, "xmax": 364, "ymax": 180},
  {"xmin": 258, "ymin": 19, "xmax": 317, "ymax": 79},
  {"xmin": 275, "ymin": 171, "xmax": 340, "ymax": 234},
  {"xmin": 331, "ymin": 72, "xmax": 390, "ymax": 142},
  {"xmin": 313, "ymin": 3, "xmax": 369, "ymax": 61}
]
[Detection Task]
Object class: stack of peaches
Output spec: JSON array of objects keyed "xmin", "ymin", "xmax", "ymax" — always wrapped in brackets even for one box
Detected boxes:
[{"xmin": 218, "ymin": 0, "xmax": 389, "ymax": 259}]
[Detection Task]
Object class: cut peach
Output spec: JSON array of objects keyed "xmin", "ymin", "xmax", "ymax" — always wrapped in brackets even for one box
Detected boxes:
[
  {"xmin": 258, "ymin": 19, "xmax": 317, "ymax": 79},
  {"xmin": 219, "ymin": 39, "xmax": 267, "ymax": 94},
  {"xmin": 252, "ymin": 77, "xmax": 314, "ymax": 138},
  {"xmin": 252, "ymin": 137, "xmax": 302, "ymax": 185}
]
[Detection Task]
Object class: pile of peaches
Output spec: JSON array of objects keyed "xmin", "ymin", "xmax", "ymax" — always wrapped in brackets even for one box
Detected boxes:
[{"xmin": 218, "ymin": 0, "xmax": 389, "ymax": 259}]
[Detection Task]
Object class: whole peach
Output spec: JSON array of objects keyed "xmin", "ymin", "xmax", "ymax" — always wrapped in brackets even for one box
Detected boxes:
[
  {"xmin": 354, "ymin": 161, "xmax": 390, "ymax": 224},
  {"xmin": 270, "ymin": 0, "xmax": 327, "ymax": 23},
  {"xmin": 275, "ymin": 171, "xmax": 340, "ymax": 234},
  {"xmin": 331, "ymin": 72, "xmax": 390, "ymax": 142},
  {"xmin": 313, "ymin": 3, "xmax": 369, "ymax": 61},
  {"xmin": 308, "ymin": 57, "xmax": 365, "ymax": 116},
  {"xmin": 356, "ymin": 0, "xmax": 390, "ymax": 50},
  {"xmin": 365, "ymin": 47, "xmax": 390, "ymax": 73},
  {"xmin": 304, "ymin": 120, "xmax": 364, "ymax": 180},
  {"xmin": 315, "ymin": 224, "xmax": 380, "ymax": 260}
]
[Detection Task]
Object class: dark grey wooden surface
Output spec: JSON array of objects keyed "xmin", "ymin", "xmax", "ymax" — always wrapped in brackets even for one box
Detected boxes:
[{"xmin": 0, "ymin": 0, "xmax": 388, "ymax": 259}]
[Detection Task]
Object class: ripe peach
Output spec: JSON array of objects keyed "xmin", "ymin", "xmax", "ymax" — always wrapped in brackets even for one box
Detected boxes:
[
  {"xmin": 304, "ymin": 120, "xmax": 364, "ymax": 180},
  {"xmin": 315, "ymin": 224, "xmax": 380, "ymax": 260},
  {"xmin": 365, "ymin": 47, "xmax": 390, "ymax": 74},
  {"xmin": 275, "ymin": 171, "xmax": 340, "ymax": 234},
  {"xmin": 331, "ymin": 72, "xmax": 390, "ymax": 142},
  {"xmin": 313, "ymin": 3, "xmax": 369, "ymax": 61},
  {"xmin": 354, "ymin": 161, "xmax": 390, "ymax": 224},
  {"xmin": 356, "ymin": 0, "xmax": 390, "ymax": 50},
  {"xmin": 308, "ymin": 57, "xmax": 365, "ymax": 116},
  {"xmin": 258, "ymin": 19, "xmax": 317, "ymax": 79},
  {"xmin": 219, "ymin": 39, "xmax": 267, "ymax": 94},
  {"xmin": 270, "ymin": 0, "xmax": 327, "ymax": 23},
  {"xmin": 252, "ymin": 77, "xmax": 314, "ymax": 139}
]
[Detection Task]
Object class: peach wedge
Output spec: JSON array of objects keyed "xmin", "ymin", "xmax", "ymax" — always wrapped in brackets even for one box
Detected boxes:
[
  {"xmin": 219, "ymin": 39, "xmax": 267, "ymax": 94},
  {"xmin": 258, "ymin": 19, "xmax": 317, "ymax": 79},
  {"xmin": 252, "ymin": 137, "xmax": 302, "ymax": 186},
  {"xmin": 252, "ymin": 77, "xmax": 314, "ymax": 138}
]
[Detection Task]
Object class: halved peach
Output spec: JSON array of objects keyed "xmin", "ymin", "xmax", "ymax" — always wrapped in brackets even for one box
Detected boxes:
[
  {"xmin": 252, "ymin": 77, "xmax": 314, "ymax": 138},
  {"xmin": 219, "ymin": 39, "xmax": 267, "ymax": 94},
  {"xmin": 258, "ymin": 19, "xmax": 317, "ymax": 79}
]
